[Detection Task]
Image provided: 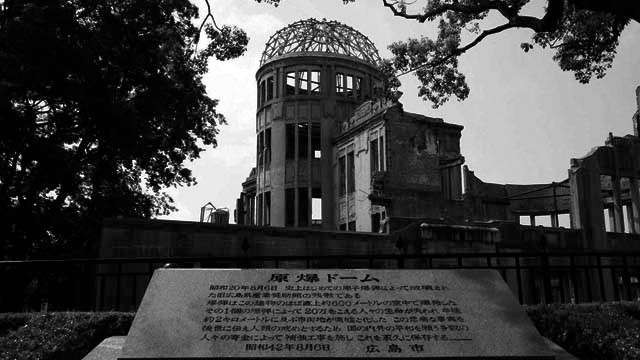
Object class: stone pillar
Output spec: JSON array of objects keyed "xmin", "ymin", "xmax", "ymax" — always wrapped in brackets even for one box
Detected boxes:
[
  {"xmin": 569, "ymin": 159, "xmax": 606, "ymax": 249},
  {"xmin": 570, "ymin": 159, "xmax": 609, "ymax": 301},
  {"xmin": 611, "ymin": 176, "xmax": 625, "ymax": 233},
  {"xmin": 550, "ymin": 213, "xmax": 559, "ymax": 228},
  {"xmin": 270, "ymin": 121, "xmax": 286, "ymax": 226},
  {"xmin": 321, "ymin": 116, "xmax": 336, "ymax": 229},
  {"xmin": 529, "ymin": 215, "xmax": 536, "ymax": 227}
]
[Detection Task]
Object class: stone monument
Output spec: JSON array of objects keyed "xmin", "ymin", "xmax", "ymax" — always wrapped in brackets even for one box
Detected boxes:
[{"xmin": 115, "ymin": 268, "xmax": 559, "ymax": 359}]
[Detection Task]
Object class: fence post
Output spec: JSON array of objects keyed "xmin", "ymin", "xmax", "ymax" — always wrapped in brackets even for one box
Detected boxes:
[
  {"xmin": 611, "ymin": 266, "xmax": 620, "ymax": 301},
  {"xmin": 541, "ymin": 253, "xmax": 553, "ymax": 304},
  {"xmin": 515, "ymin": 255, "xmax": 523, "ymax": 304},
  {"xmin": 115, "ymin": 263, "xmax": 122, "ymax": 311},
  {"xmin": 596, "ymin": 255, "xmax": 604, "ymax": 301},
  {"xmin": 569, "ymin": 255, "xmax": 579, "ymax": 304},
  {"xmin": 622, "ymin": 255, "xmax": 632, "ymax": 301}
]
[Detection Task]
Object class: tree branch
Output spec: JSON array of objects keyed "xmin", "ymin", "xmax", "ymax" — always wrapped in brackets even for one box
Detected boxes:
[
  {"xmin": 396, "ymin": 22, "xmax": 514, "ymax": 77},
  {"xmin": 381, "ymin": 0, "xmax": 515, "ymax": 23},
  {"xmin": 385, "ymin": 0, "xmax": 571, "ymax": 78},
  {"xmin": 194, "ymin": 0, "xmax": 222, "ymax": 51}
]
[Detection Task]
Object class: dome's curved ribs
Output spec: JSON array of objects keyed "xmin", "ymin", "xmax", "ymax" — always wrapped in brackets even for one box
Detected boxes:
[
  {"xmin": 292, "ymin": 19, "xmax": 310, "ymax": 54},
  {"xmin": 307, "ymin": 20, "xmax": 322, "ymax": 53},
  {"xmin": 326, "ymin": 29, "xmax": 345, "ymax": 56},
  {"xmin": 341, "ymin": 22, "xmax": 379, "ymax": 64},
  {"xmin": 260, "ymin": 18, "xmax": 381, "ymax": 66}
]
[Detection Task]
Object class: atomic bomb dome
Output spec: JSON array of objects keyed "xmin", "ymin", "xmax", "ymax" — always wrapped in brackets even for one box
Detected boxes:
[{"xmin": 260, "ymin": 18, "xmax": 381, "ymax": 66}]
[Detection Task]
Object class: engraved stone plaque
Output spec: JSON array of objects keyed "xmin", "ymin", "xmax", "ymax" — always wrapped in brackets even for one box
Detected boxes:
[{"xmin": 120, "ymin": 269, "xmax": 554, "ymax": 359}]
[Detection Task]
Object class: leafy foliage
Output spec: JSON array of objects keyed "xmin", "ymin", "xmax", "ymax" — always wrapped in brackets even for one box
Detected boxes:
[
  {"xmin": 2, "ymin": 304, "xmax": 640, "ymax": 359},
  {"xmin": 345, "ymin": 0, "xmax": 638, "ymax": 108},
  {"xmin": 527, "ymin": 302, "xmax": 640, "ymax": 360},
  {"xmin": 202, "ymin": 25, "xmax": 249, "ymax": 61},
  {"xmin": 0, "ymin": 0, "xmax": 265, "ymax": 258},
  {"xmin": 529, "ymin": 10, "xmax": 628, "ymax": 84},
  {"xmin": 0, "ymin": 312, "xmax": 134, "ymax": 360}
]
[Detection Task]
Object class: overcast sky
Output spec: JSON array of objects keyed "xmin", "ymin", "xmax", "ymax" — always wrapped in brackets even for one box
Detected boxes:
[{"xmin": 159, "ymin": 0, "xmax": 640, "ymax": 222}]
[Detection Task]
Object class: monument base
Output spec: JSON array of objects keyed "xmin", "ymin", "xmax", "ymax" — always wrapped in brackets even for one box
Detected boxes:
[{"xmin": 82, "ymin": 336, "xmax": 578, "ymax": 360}]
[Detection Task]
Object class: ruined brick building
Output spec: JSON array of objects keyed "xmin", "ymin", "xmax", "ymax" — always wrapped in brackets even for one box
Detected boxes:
[
  {"xmin": 92, "ymin": 19, "xmax": 640, "ymax": 309},
  {"xmin": 233, "ymin": 18, "xmax": 640, "ymax": 251},
  {"xmin": 235, "ymin": 19, "xmax": 467, "ymax": 233},
  {"xmin": 100, "ymin": 18, "xmax": 640, "ymax": 262}
]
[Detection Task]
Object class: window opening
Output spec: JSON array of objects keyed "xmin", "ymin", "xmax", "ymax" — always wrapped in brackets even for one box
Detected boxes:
[
  {"xmin": 623, "ymin": 205, "xmax": 631, "ymax": 233},
  {"xmin": 257, "ymin": 193, "xmax": 263, "ymax": 225},
  {"xmin": 297, "ymin": 70, "xmax": 309, "ymax": 95},
  {"xmin": 286, "ymin": 124, "xmax": 295, "ymax": 159},
  {"xmin": 370, "ymin": 137, "xmax": 379, "ymax": 173},
  {"xmin": 347, "ymin": 151, "xmax": 355, "ymax": 194},
  {"xmin": 379, "ymin": 135, "xmax": 385, "ymax": 171},
  {"xmin": 312, "ymin": 198, "xmax": 322, "ymax": 223},
  {"xmin": 338, "ymin": 155, "xmax": 346, "ymax": 196},
  {"xmin": 604, "ymin": 208, "xmax": 611, "ymax": 232},
  {"xmin": 348, "ymin": 221, "xmax": 356, "ymax": 232},
  {"xmin": 266, "ymin": 77, "xmax": 274, "ymax": 100},
  {"xmin": 259, "ymin": 80, "xmax": 266, "ymax": 105},
  {"xmin": 298, "ymin": 187, "xmax": 309, "ymax": 227},
  {"xmin": 286, "ymin": 72, "xmax": 296, "ymax": 96},
  {"xmin": 355, "ymin": 77, "xmax": 362, "ymax": 98},
  {"xmin": 336, "ymin": 73, "xmax": 345, "ymax": 95},
  {"xmin": 310, "ymin": 71, "xmax": 321, "ymax": 94},
  {"xmin": 346, "ymin": 75, "xmax": 354, "ymax": 97},
  {"xmin": 371, "ymin": 213, "xmax": 381, "ymax": 233},
  {"xmin": 298, "ymin": 123, "xmax": 308, "ymax": 159},
  {"xmin": 265, "ymin": 128, "xmax": 271, "ymax": 167},
  {"xmin": 535, "ymin": 215, "xmax": 552, "ymax": 227},
  {"xmin": 311, "ymin": 123, "xmax": 321, "ymax": 159},
  {"xmin": 264, "ymin": 192, "xmax": 271, "ymax": 225},
  {"xmin": 285, "ymin": 188, "xmax": 295, "ymax": 226},
  {"xmin": 370, "ymin": 132, "xmax": 385, "ymax": 173},
  {"xmin": 312, "ymin": 187, "xmax": 322, "ymax": 223},
  {"xmin": 257, "ymin": 131, "xmax": 264, "ymax": 165}
]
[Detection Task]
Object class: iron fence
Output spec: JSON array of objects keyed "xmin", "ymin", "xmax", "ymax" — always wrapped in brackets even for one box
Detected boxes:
[{"xmin": 1, "ymin": 251, "xmax": 640, "ymax": 312}]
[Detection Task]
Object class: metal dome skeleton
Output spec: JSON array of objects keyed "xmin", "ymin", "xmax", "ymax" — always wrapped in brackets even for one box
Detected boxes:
[{"xmin": 260, "ymin": 18, "xmax": 381, "ymax": 66}]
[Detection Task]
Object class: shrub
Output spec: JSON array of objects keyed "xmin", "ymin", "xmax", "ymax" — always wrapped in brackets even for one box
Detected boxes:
[
  {"xmin": 0, "ymin": 313, "xmax": 31, "ymax": 337},
  {"xmin": 0, "ymin": 312, "xmax": 133, "ymax": 360},
  {"xmin": 2, "ymin": 303, "xmax": 640, "ymax": 360},
  {"xmin": 527, "ymin": 302, "xmax": 640, "ymax": 360}
]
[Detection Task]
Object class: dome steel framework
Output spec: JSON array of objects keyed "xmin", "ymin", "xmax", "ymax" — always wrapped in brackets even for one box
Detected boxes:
[{"xmin": 260, "ymin": 18, "xmax": 381, "ymax": 66}]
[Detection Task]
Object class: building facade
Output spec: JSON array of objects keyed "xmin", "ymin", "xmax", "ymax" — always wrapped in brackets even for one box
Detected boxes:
[
  {"xmin": 233, "ymin": 18, "xmax": 640, "ymax": 251},
  {"xmin": 239, "ymin": 19, "xmax": 385, "ymax": 229},
  {"xmin": 235, "ymin": 19, "xmax": 470, "ymax": 232},
  {"xmin": 90, "ymin": 19, "xmax": 640, "ymax": 311},
  {"xmin": 332, "ymin": 100, "xmax": 465, "ymax": 232}
]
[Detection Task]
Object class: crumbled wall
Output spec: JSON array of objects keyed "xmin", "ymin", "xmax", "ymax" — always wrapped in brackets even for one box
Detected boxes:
[{"xmin": 383, "ymin": 107, "xmax": 465, "ymax": 221}]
